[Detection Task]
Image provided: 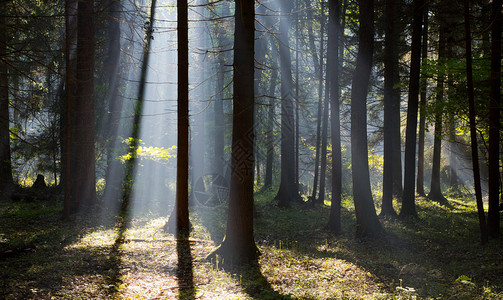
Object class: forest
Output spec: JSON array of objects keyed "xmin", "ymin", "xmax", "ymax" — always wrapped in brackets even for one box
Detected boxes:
[{"xmin": 0, "ymin": 0, "xmax": 502, "ymax": 298}]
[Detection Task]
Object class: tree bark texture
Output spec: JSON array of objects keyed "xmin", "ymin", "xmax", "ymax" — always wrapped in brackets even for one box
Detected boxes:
[
  {"xmin": 210, "ymin": 0, "xmax": 259, "ymax": 265},
  {"xmin": 487, "ymin": 0, "xmax": 501, "ymax": 238},
  {"xmin": 350, "ymin": 0, "xmax": 383, "ymax": 236},
  {"xmin": 276, "ymin": 0, "xmax": 299, "ymax": 207},
  {"xmin": 416, "ymin": 6, "xmax": 428, "ymax": 197},
  {"xmin": 400, "ymin": 0, "xmax": 424, "ymax": 218}
]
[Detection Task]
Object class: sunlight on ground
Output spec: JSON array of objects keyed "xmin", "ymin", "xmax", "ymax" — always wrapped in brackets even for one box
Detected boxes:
[{"xmin": 58, "ymin": 216, "xmax": 402, "ymax": 299}]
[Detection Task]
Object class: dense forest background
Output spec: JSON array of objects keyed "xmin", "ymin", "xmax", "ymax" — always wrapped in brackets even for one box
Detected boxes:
[{"xmin": 0, "ymin": 0, "xmax": 502, "ymax": 298}]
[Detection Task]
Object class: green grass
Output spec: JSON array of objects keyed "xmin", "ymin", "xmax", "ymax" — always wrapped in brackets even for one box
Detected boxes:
[{"xmin": 0, "ymin": 192, "xmax": 502, "ymax": 299}]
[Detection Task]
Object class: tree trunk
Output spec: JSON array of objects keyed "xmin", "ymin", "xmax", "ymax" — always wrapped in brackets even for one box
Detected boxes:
[
  {"xmin": 464, "ymin": 0, "xmax": 488, "ymax": 245},
  {"xmin": 400, "ymin": 0, "xmax": 424, "ymax": 218},
  {"xmin": 350, "ymin": 0, "xmax": 383, "ymax": 237},
  {"xmin": 209, "ymin": 0, "xmax": 259, "ymax": 265},
  {"xmin": 167, "ymin": 0, "xmax": 190, "ymax": 237},
  {"xmin": 74, "ymin": 0, "xmax": 96, "ymax": 211},
  {"xmin": 327, "ymin": 0, "xmax": 342, "ymax": 233},
  {"xmin": 263, "ymin": 68, "xmax": 278, "ymax": 190},
  {"xmin": 309, "ymin": 0, "xmax": 324, "ymax": 203},
  {"xmin": 0, "ymin": 1, "xmax": 14, "ymax": 191},
  {"xmin": 416, "ymin": 6, "xmax": 428, "ymax": 197},
  {"xmin": 381, "ymin": 0, "xmax": 399, "ymax": 217},
  {"xmin": 318, "ymin": 57, "xmax": 330, "ymax": 205},
  {"xmin": 487, "ymin": 0, "xmax": 501, "ymax": 238},
  {"xmin": 428, "ymin": 18, "xmax": 447, "ymax": 204},
  {"xmin": 276, "ymin": 0, "xmax": 300, "ymax": 207},
  {"xmin": 63, "ymin": 0, "xmax": 77, "ymax": 218},
  {"xmin": 103, "ymin": 0, "xmax": 124, "ymax": 210}
]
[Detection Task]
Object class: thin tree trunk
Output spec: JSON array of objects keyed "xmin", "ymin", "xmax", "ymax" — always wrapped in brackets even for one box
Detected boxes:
[
  {"xmin": 295, "ymin": 0, "xmax": 300, "ymax": 191},
  {"xmin": 416, "ymin": 6, "xmax": 428, "ymax": 197},
  {"xmin": 63, "ymin": 0, "xmax": 77, "ymax": 218},
  {"xmin": 327, "ymin": 0, "xmax": 342, "ymax": 233},
  {"xmin": 263, "ymin": 68, "xmax": 278, "ymax": 190},
  {"xmin": 0, "ymin": 1, "xmax": 14, "ymax": 191},
  {"xmin": 428, "ymin": 19, "xmax": 447, "ymax": 204},
  {"xmin": 487, "ymin": 0, "xmax": 501, "ymax": 238},
  {"xmin": 464, "ymin": 0, "xmax": 488, "ymax": 245},
  {"xmin": 318, "ymin": 53, "xmax": 330, "ymax": 205},
  {"xmin": 381, "ymin": 0, "xmax": 399, "ymax": 217},
  {"xmin": 309, "ymin": 0, "xmax": 324, "ymax": 203},
  {"xmin": 167, "ymin": 0, "xmax": 190, "ymax": 237},
  {"xmin": 400, "ymin": 0, "xmax": 424, "ymax": 218},
  {"xmin": 350, "ymin": 0, "xmax": 383, "ymax": 237}
]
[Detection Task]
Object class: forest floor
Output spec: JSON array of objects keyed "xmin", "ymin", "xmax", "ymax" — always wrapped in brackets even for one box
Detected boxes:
[{"xmin": 0, "ymin": 189, "xmax": 502, "ymax": 299}]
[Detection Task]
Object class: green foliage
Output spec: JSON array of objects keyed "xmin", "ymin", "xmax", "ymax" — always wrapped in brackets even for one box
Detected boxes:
[{"xmin": 119, "ymin": 137, "xmax": 176, "ymax": 164}]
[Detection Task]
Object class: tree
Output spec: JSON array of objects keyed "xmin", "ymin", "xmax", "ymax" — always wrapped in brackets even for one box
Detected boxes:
[
  {"xmin": 400, "ymin": 0, "xmax": 424, "ymax": 218},
  {"xmin": 0, "ymin": 1, "xmax": 14, "ymax": 191},
  {"xmin": 428, "ymin": 14, "xmax": 448, "ymax": 204},
  {"xmin": 464, "ymin": 0, "xmax": 488, "ymax": 244},
  {"xmin": 276, "ymin": 0, "xmax": 300, "ymax": 207},
  {"xmin": 209, "ymin": 0, "xmax": 259, "ymax": 265},
  {"xmin": 73, "ymin": 0, "xmax": 96, "ymax": 211},
  {"xmin": 167, "ymin": 0, "xmax": 190, "ymax": 237},
  {"xmin": 327, "ymin": 0, "xmax": 342, "ymax": 233},
  {"xmin": 416, "ymin": 6, "xmax": 428, "ymax": 197},
  {"xmin": 350, "ymin": 0, "xmax": 383, "ymax": 236},
  {"xmin": 309, "ymin": 0, "xmax": 325, "ymax": 204},
  {"xmin": 381, "ymin": 0, "xmax": 400, "ymax": 217},
  {"xmin": 487, "ymin": 0, "xmax": 501, "ymax": 238}
]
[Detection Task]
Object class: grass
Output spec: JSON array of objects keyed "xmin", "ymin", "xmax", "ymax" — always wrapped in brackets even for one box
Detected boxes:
[{"xmin": 0, "ymin": 189, "xmax": 502, "ymax": 299}]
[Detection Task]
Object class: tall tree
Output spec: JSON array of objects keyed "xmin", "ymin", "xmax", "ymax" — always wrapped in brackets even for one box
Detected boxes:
[
  {"xmin": 350, "ymin": 0, "xmax": 383, "ymax": 236},
  {"xmin": 487, "ymin": 0, "xmax": 501, "ymax": 238},
  {"xmin": 400, "ymin": 0, "xmax": 424, "ymax": 218},
  {"xmin": 209, "ymin": 0, "xmax": 259, "ymax": 265},
  {"xmin": 167, "ymin": 0, "xmax": 190, "ymax": 236},
  {"xmin": 63, "ymin": 0, "xmax": 77, "ymax": 218},
  {"xmin": 428, "ymin": 8, "xmax": 448, "ymax": 204},
  {"xmin": 103, "ymin": 0, "xmax": 124, "ymax": 209},
  {"xmin": 276, "ymin": 0, "xmax": 300, "ymax": 207},
  {"xmin": 416, "ymin": 6, "xmax": 428, "ymax": 197},
  {"xmin": 0, "ymin": 1, "xmax": 14, "ymax": 192},
  {"xmin": 381, "ymin": 0, "xmax": 399, "ymax": 217},
  {"xmin": 327, "ymin": 0, "xmax": 342, "ymax": 233},
  {"xmin": 73, "ymin": 0, "xmax": 96, "ymax": 211},
  {"xmin": 263, "ymin": 67, "xmax": 278, "ymax": 190},
  {"xmin": 464, "ymin": 0, "xmax": 488, "ymax": 245},
  {"xmin": 309, "ymin": 0, "xmax": 325, "ymax": 203}
]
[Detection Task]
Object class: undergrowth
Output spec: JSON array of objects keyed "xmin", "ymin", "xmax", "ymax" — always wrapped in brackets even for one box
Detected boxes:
[{"xmin": 0, "ymin": 191, "xmax": 501, "ymax": 299}]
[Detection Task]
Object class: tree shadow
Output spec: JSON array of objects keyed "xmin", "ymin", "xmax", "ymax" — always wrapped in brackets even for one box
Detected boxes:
[
  {"xmin": 241, "ymin": 263, "xmax": 292, "ymax": 299},
  {"xmin": 176, "ymin": 236, "xmax": 195, "ymax": 299}
]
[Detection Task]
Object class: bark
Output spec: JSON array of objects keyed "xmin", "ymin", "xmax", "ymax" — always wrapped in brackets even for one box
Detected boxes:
[
  {"xmin": 416, "ymin": 7, "xmax": 428, "ymax": 197},
  {"xmin": 318, "ymin": 55, "xmax": 330, "ymax": 205},
  {"xmin": 327, "ymin": 0, "xmax": 342, "ymax": 233},
  {"xmin": 167, "ymin": 0, "xmax": 190, "ymax": 237},
  {"xmin": 400, "ymin": 0, "xmax": 424, "ymax": 218},
  {"xmin": 464, "ymin": 0, "xmax": 488, "ymax": 245},
  {"xmin": 63, "ymin": 0, "xmax": 77, "ymax": 218},
  {"xmin": 74, "ymin": 0, "xmax": 96, "ymax": 211},
  {"xmin": 350, "ymin": 0, "xmax": 383, "ymax": 237},
  {"xmin": 0, "ymin": 2, "xmax": 14, "ymax": 191},
  {"xmin": 263, "ymin": 68, "xmax": 278, "ymax": 190},
  {"xmin": 309, "ymin": 1, "xmax": 324, "ymax": 203},
  {"xmin": 428, "ymin": 18, "xmax": 448, "ymax": 204},
  {"xmin": 487, "ymin": 0, "xmax": 501, "ymax": 238},
  {"xmin": 381, "ymin": 0, "xmax": 399, "ymax": 217},
  {"xmin": 209, "ymin": 0, "xmax": 259, "ymax": 265},
  {"xmin": 276, "ymin": 0, "xmax": 300, "ymax": 207},
  {"xmin": 103, "ymin": 0, "xmax": 124, "ymax": 209}
]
